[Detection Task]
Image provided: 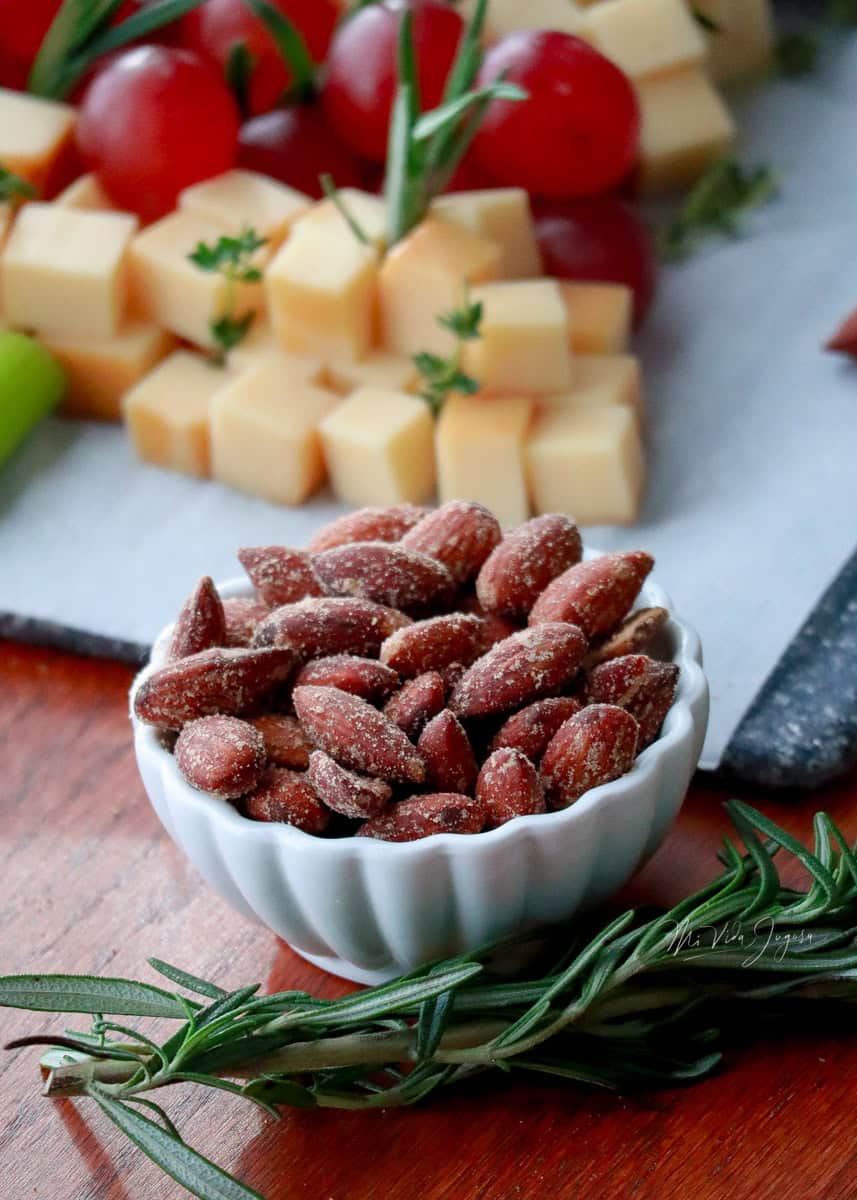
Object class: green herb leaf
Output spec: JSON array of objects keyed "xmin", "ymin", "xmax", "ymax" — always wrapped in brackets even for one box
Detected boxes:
[
  {"xmin": 188, "ymin": 230, "xmax": 267, "ymax": 280},
  {"xmin": 240, "ymin": 0, "xmax": 316, "ymax": 100},
  {"xmin": 0, "ymin": 166, "xmax": 37, "ymax": 205},
  {"xmin": 210, "ymin": 312, "xmax": 256, "ymax": 360},
  {"xmin": 148, "ymin": 959, "xmax": 228, "ymax": 1001},
  {"xmin": 319, "ymin": 173, "xmax": 370, "ymax": 245},
  {"xmin": 412, "ymin": 82, "xmax": 527, "ymax": 143},
  {"xmin": 0, "ymin": 975, "xmax": 189, "ymax": 1018},
  {"xmin": 225, "ymin": 42, "xmax": 255, "ymax": 117},
  {"xmin": 661, "ymin": 159, "xmax": 778, "ymax": 261},
  {"xmin": 90, "ymin": 1089, "xmax": 265, "ymax": 1200},
  {"xmin": 438, "ymin": 297, "xmax": 482, "ymax": 340},
  {"xmin": 414, "ymin": 286, "xmax": 484, "ymax": 414}
]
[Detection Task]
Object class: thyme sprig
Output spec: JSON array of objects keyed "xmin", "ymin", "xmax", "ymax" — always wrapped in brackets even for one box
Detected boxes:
[
  {"xmin": 7, "ymin": 802, "xmax": 857, "ymax": 1200},
  {"xmin": 661, "ymin": 159, "xmax": 778, "ymax": 261},
  {"xmin": 0, "ymin": 165, "xmax": 37, "ymax": 206},
  {"xmin": 188, "ymin": 228, "xmax": 268, "ymax": 365},
  {"xmin": 413, "ymin": 288, "xmax": 483, "ymax": 415}
]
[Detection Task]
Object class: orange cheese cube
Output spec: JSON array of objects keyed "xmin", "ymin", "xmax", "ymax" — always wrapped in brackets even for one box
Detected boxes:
[
  {"xmin": 179, "ymin": 169, "xmax": 309, "ymax": 247},
  {"xmin": 430, "ymin": 189, "xmax": 542, "ymax": 279},
  {"xmin": 211, "ymin": 364, "xmax": 339, "ymax": 505},
  {"xmin": 294, "ymin": 189, "xmax": 388, "ymax": 253},
  {"xmin": 55, "ymin": 173, "xmax": 113, "ymax": 211},
  {"xmin": 43, "ymin": 322, "xmax": 176, "ymax": 422},
  {"xmin": 123, "ymin": 350, "xmax": 231, "ymax": 477},
  {"xmin": 636, "ymin": 68, "xmax": 735, "ymax": 192},
  {"xmin": 584, "ymin": 0, "xmax": 706, "ymax": 79},
  {"xmin": 1, "ymin": 204, "xmax": 138, "ymax": 339},
  {"xmin": 477, "ymin": 0, "xmax": 585, "ymax": 36},
  {"xmin": 693, "ymin": 0, "xmax": 773, "ymax": 80},
  {"xmin": 320, "ymin": 387, "xmax": 435, "ymax": 506},
  {"xmin": 560, "ymin": 282, "xmax": 633, "ymax": 355},
  {"xmin": 545, "ymin": 354, "xmax": 643, "ymax": 420},
  {"xmin": 0, "ymin": 88, "xmax": 75, "ymax": 191},
  {"xmin": 436, "ymin": 393, "xmax": 532, "ymax": 527},
  {"xmin": 462, "ymin": 279, "xmax": 573, "ymax": 395},
  {"xmin": 526, "ymin": 404, "xmax": 645, "ymax": 524},
  {"xmin": 379, "ymin": 216, "xmax": 501, "ymax": 357},
  {"xmin": 323, "ymin": 350, "xmax": 419, "ymax": 395}
]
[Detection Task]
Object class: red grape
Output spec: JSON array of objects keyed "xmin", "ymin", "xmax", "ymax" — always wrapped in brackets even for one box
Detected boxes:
[
  {"xmin": 321, "ymin": 0, "xmax": 464, "ymax": 163},
  {"xmin": 474, "ymin": 31, "xmax": 640, "ymax": 200},
  {"xmin": 181, "ymin": 0, "xmax": 339, "ymax": 115},
  {"xmin": 76, "ymin": 46, "xmax": 239, "ymax": 223},
  {"xmin": 533, "ymin": 196, "xmax": 657, "ymax": 325},
  {"xmin": 237, "ymin": 106, "xmax": 364, "ymax": 199}
]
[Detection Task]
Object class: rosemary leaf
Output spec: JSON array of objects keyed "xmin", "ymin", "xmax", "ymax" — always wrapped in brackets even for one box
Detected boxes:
[
  {"xmin": 148, "ymin": 959, "xmax": 229, "ymax": 1001},
  {"xmin": 320, "ymin": 173, "xmax": 370, "ymax": 245},
  {"xmin": 240, "ymin": 0, "xmax": 316, "ymax": 100},
  {"xmin": 0, "ymin": 974, "xmax": 190, "ymax": 1018}
]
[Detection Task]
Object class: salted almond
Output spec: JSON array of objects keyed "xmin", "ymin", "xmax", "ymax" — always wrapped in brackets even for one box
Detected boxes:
[
  {"xmin": 477, "ymin": 747, "xmax": 545, "ymax": 828},
  {"xmin": 294, "ymin": 655, "xmax": 399, "ymax": 702},
  {"xmin": 528, "ymin": 551, "xmax": 653, "ymax": 640},
  {"xmin": 476, "ymin": 514, "xmax": 582, "ymax": 620},
  {"xmin": 238, "ymin": 546, "xmax": 323, "ymax": 607},
  {"xmin": 175, "ymin": 715, "xmax": 266, "ymax": 799},
  {"xmin": 400, "ymin": 500, "xmax": 502, "ymax": 584},
  {"xmin": 293, "ymin": 685, "xmax": 426, "ymax": 784},
  {"xmin": 249, "ymin": 714, "xmax": 312, "ymax": 769},
  {"xmin": 222, "ymin": 597, "xmax": 270, "ymax": 647},
  {"xmin": 307, "ymin": 750, "xmax": 392, "ymax": 819},
  {"xmin": 380, "ymin": 612, "xmax": 487, "ymax": 678},
  {"xmin": 168, "ymin": 577, "xmax": 226, "ymax": 661},
  {"xmin": 244, "ymin": 767, "xmax": 329, "ymax": 834},
  {"xmin": 492, "ymin": 696, "xmax": 582, "ymax": 762},
  {"xmin": 383, "ymin": 671, "xmax": 446, "ymax": 740},
  {"xmin": 312, "ymin": 542, "xmax": 455, "ymax": 616},
  {"xmin": 306, "ymin": 505, "xmax": 429, "ymax": 553},
  {"xmin": 417, "ymin": 710, "xmax": 478, "ymax": 795},
  {"xmin": 449, "ymin": 623, "xmax": 587, "ymax": 719},
  {"xmin": 253, "ymin": 597, "xmax": 411, "ymax": 660},
  {"xmin": 541, "ymin": 704, "xmax": 639, "ymax": 809},
  {"xmin": 585, "ymin": 654, "xmax": 679, "ymax": 749},
  {"xmin": 356, "ymin": 793, "xmax": 485, "ymax": 841},
  {"xmin": 584, "ymin": 607, "xmax": 668, "ymax": 668}
]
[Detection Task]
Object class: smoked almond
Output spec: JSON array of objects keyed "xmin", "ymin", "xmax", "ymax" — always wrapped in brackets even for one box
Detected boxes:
[
  {"xmin": 307, "ymin": 750, "xmax": 392, "ymax": 819},
  {"xmin": 476, "ymin": 514, "xmax": 582, "ymax": 620},
  {"xmin": 380, "ymin": 612, "xmax": 487, "ymax": 678},
  {"xmin": 135, "ymin": 646, "xmax": 295, "ymax": 728},
  {"xmin": 168, "ymin": 576, "xmax": 226, "ymax": 661},
  {"xmin": 175, "ymin": 715, "xmax": 266, "ymax": 799},
  {"xmin": 249, "ymin": 714, "xmax": 313, "ymax": 769},
  {"xmin": 417, "ymin": 710, "xmax": 478, "ymax": 795},
  {"xmin": 400, "ymin": 500, "xmax": 502, "ymax": 584},
  {"xmin": 222, "ymin": 597, "xmax": 270, "ymax": 647},
  {"xmin": 306, "ymin": 504, "xmax": 429, "ymax": 553},
  {"xmin": 293, "ymin": 685, "xmax": 426, "ymax": 784},
  {"xmin": 253, "ymin": 597, "xmax": 411, "ymax": 660},
  {"xmin": 312, "ymin": 542, "xmax": 455, "ymax": 616},
  {"xmin": 584, "ymin": 606, "xmax": 668, "ymax": 668},
  {"xmin": 383, "ymin": 671, "xmax": 446, "ymax": 740},
  {"xmin": 477, "ymin": 747, "xmax": 545, "ymax": 828},
  {"xmin": 585, "ymin": 654, "xmax": 679, "ymax": 749},
  {"xmin": 244, "ymin": 767, "xmax": 330, "ymax": 834},
  {"xmin": 356, "ymin": 793, "xmax": 485, "ymax": 841},
  {"xmin": 295, "ymin": 655, "xmax": 400, "ymax": 702},
  {"xmin": 541, "ymin": 704, "xmax": 639, "ymax": 809},
  {"xmin": 528, "ymin": 552, "xmax": 653, "ymax": 640},
  {"xmin": 492, "ymin": 696, "xmax": 582, "ymax": 762},
  {"xmin": 238, "ymin": 546, "xmax": 324, "ymax": 607}
]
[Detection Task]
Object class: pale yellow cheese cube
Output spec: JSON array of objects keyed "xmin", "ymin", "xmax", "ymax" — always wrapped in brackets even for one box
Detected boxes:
[
  {"xmin": 1, "ymin": 204, "xmax": 138, "ymax": 339},
  {"xmin": 228, "ymin": 320, "xmax": 323, "ymax": 381},
  {"xmin": 584, "ymin": 0, "xmax": 705, "ymax": 79},
  {"xmin": 0, "ymin": 88, "xmax": 75, "ymax": 191},
  {"xmin": 692, "ymin": 0, "xmax": 773, "ymax": 81},
  {"xmin": 323, "ymin": 351, "xmax": 419, "ymax": 395},
  {"xmin": 480, "ymin": 0, "xmax": 584, "ymax": 37},
  {"xmin": 436, "ymin": 393, "xmax": 532, "ymax": 527},
  {"xmin": 295, "ymin": 189, "xmax": 388, "ymax": 253},
  {"xmin": 526, "ymin": 404, "xmax": 645, "ymax": 524},
  {"xmin": 123, "ymin": 350, "xmax": 229, "ymax": 477},
  {"xmin": 462, "ymin": 280, "xmax": 573, "ymax": 395},
  {"xmin": 128, "ymin": 210, "xmax": 267, "ymax": 349},
  {"xmin": 265, "ymin": 217, "xmax": 378, "ymax": 363},
  {"xmin": 55, "ymin": 173, "xmax": 113, "ymax": 211},
  {"xmin": 636, "ymin": 68, "xmax": 735, "ymax": 192},
  {"xmin": 545, "ymin": 354, "xmax": 643, "ymax": 420},
  {"xmin": 379, "ymin": 216, "xmax": 501, "ymax": 357},
  {"xmin": 0, "ymin": 204, "xmax": 11, "ymax": 248},
  {"xmin": 179, "ymin": 169, "xmax": 309, "ymax": 247},
  {"xmin": 42, "ymin": 322, "xmax": 176, "ymax": 422},
  {"xmin": 560, "ymin": 282, "xmax": 633, "ymax": 355},
  {"xmin": 320, "ymin": 387, "xmax": 435, "ymax": 507},
  {"xmin": 211, "ymin": 364, "xmax": 339, "ymax": 505},
  {"xmin": 430, "ymin": 189, "xmax": 542, "ymax": 279}
]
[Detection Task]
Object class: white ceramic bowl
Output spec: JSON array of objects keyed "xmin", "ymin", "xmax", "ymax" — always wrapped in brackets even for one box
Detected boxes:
[{"xmin": 131, "ymin": 565, "xmax": 708, "ymax": 985}]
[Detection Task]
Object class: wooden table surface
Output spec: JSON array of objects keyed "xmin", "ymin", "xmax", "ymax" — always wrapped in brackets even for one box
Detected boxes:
[{"xmin": 2, "ymin": 639, "xmax": 857, "ymax": 1200}]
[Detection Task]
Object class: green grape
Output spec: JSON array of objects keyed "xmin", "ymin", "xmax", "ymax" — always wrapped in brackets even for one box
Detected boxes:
[{"xmin": 0, "ymin": 331, "xmax": 65, "ymax": 465}]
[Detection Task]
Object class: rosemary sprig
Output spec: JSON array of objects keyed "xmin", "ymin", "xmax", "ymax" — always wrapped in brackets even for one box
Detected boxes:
[
  {"xmin": 413, "ymin": 287, "xmax": 483, "ymax": 415},
  {"xmin": 660, "ymin": 159, "xmax": 778, "ymax": 261},
  {"xmin": 188, "ymin": 228, "xmax": 268, "ymax": 365},
  {"xmin": 7, "ymin": 803, "xmax": 857, "ymax": 1200},
  {"xmin": 319, "ymin": 173, "xmax": 370, "ymax": 246},
  {"xmin": 0, "ymin": 165, "xmax": 37, "ymax": 206}
]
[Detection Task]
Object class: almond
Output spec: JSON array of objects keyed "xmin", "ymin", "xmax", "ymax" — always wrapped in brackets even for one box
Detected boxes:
[
  {"xmin": 585, "ymin": 654, "xmax": 679, "ymax": 749},
  {"xmin": 249, "ymin": 714, "xmax": 312, "ymax": 769},
  {"xmin": 449, "ymin": 622, "xmax": 587, "ymax": 719},
  {"xmin": 400, "ymin": 500, "xmax": 502, "ymax": 584},
  {"xmin": 294, "ymin": 655, "xmax": 399, "ymax": 702},
  {"xmin": 307, "ymin": 750, "xmax": 391, "ymax": 819},
  {"xmin": 244, "ymin": 767, "xmax": 329, "ymax": 834},
  {"xmin": 312, "ymin": 542, "xmax": 455, "ymax": 616},
  {"xmin": 306, "ymin": 504, "xmax": 429, "ymax": 553},
  {"xmin": 293, "ymin": 685, "xmax": 425, "ymax": 784},
  {"xmin": 356, "ymin": 793, "xmax": 485, "ymax": 841},
  {"xmin": 528, "ymin": 552, "xmax": 654, "ymax": 640},
  {"xmin": 476, "ymin": 514, "xmax": 582, "ymax": 620},
  {"xmin": 541, "ymin": 704, "xmax": 639, "ymax": 809},
  {"xmin": 134, "ymin": 646, "xmax": 295, "ymax": 728},
  {"xmin": 222, "ymin": 597, "xmax": 270, "ymax": 647},
  {"xmin": 380, "ymin": 613, "xmax": 487, "ymax": 678},
  {"xmin": 417, "ymin": 710, "xmax": 478, "ymax": 795},
  {"xmin": 383, "ymin": 671, "xmax": 446, "ymax": 740},
  {"xmin": 584, "ymin": 607, "xmax": 668, "ymax": 669},
  {"xmin": 482, "ymin": 612, "xmax": 522, "ymax": 647},
  {"xmin": 175, "ymin": 715, "xmax": 266, "ymax": 799},
  {"xmin": 492, "ymin": 696, "xmax": 582, "ymax": 762},
  {"xmin": 477, "ymin": 747, "xmax": 545, "ymax": 828},
  {"xmin": 253, "ymin": 597, "xmax": 411, "ymax": 660},
  {"xmin": 238, "ymin": 546, "xmax": 324, "ymax": 607},
  {"xmin": 168, "ymin": 576, "xmax": 226, "ymax": 661}
]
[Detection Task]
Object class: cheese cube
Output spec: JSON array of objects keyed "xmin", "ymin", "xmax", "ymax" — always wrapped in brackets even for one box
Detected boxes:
[
  {"xmin": 320, "ymin": 387, "xmax": 435, "ymax": 506},
  {"xmin": 55, "ymin": 173, "xmax": 113, "ymax": 211},
  {"xmin": 323, "ymin": 351, "xmax": 419, "ymax": 395},
  {"xmin": 636, "ymin": 68, "xmax": 735, "ymax": 192},
  {"xmin": 211, "ymin": 364, "xmax": 339, "ymax": 505},
  {"xmin": 128, "ymin": 210, "xmax": 267, "ymax": 349},
  {"xmin": 436, "ymin": 393, "xmax": 532, "ymax": 527},
  {"xmin": 1, "ymin": 204, "xmax": 138, "ymax": 339},
  {"xmin": 295, "ymin": 189, "xmax": 388, "ymax": 253},
  {"xmin": 545, "ymin": 354, "xmax": 643, "ymax": 420},
  {"xmin": 123, "ymin": 350, "xmax": 229, "ymax": 477},
  {"xmin": 0, "ymin": 89, "xmax": 76, "ymax": 191},
  {"xmin": 584, "ymin": 0, "xmax": 705, "ymax": 79},
  {"xmin": 479, "ymin": 0, "xmax": 585, "ymax": 37},
  {"xmin": 693, "ymin": 0, "xmax": 773, "ymax": 81},
  {"xmin": 379, "ymin": 217, "xmax": 501, "ymax": 357},
  {"xmin": 0, "ymin": 204, "xmax": 12, "ymax": 248},
  {"xmin": 462, "ymin": 280, "xmax": 573, "ymax": 395},
  {"xmin": 228, "ymin": 322, "xmax": 323, "ymax": 382},
  {"xmin": 526, "ymin": 404, "xmax": 645, "ymax": 524},
  {"xmin": 179, "ymin": 170, "xmax": 309, "ymax": 247},
  {"xmin": 42, "ymin": 322, "xmax": 176, "ymax": 422},
  {"xmin": 430, "ymin": 189, "xmax": 542, "ymax": 279},
  {"xmin": 265, "ymin": 217, "xmax": 378, "ymax": 363},
  {"xmin": 560, "ymin": 282, "xmax": 633, "ymax": 355}
]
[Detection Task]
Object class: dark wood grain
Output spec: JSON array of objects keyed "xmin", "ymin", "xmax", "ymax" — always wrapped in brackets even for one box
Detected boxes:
[{"xmin": 2, "ymin": 639, "xmax": 856, "ymax": 1200}]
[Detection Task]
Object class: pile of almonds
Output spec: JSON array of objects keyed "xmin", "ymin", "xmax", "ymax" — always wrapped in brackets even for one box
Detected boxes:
[{"xmin": 133, "ymin": 502, "xmax": 679, "ymax": 842}]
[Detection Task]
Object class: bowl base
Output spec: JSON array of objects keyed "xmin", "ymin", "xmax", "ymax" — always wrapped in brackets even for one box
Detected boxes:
[{"xmin": 289, "ymin": 944, "xmax": 399, "ymax": 986}]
